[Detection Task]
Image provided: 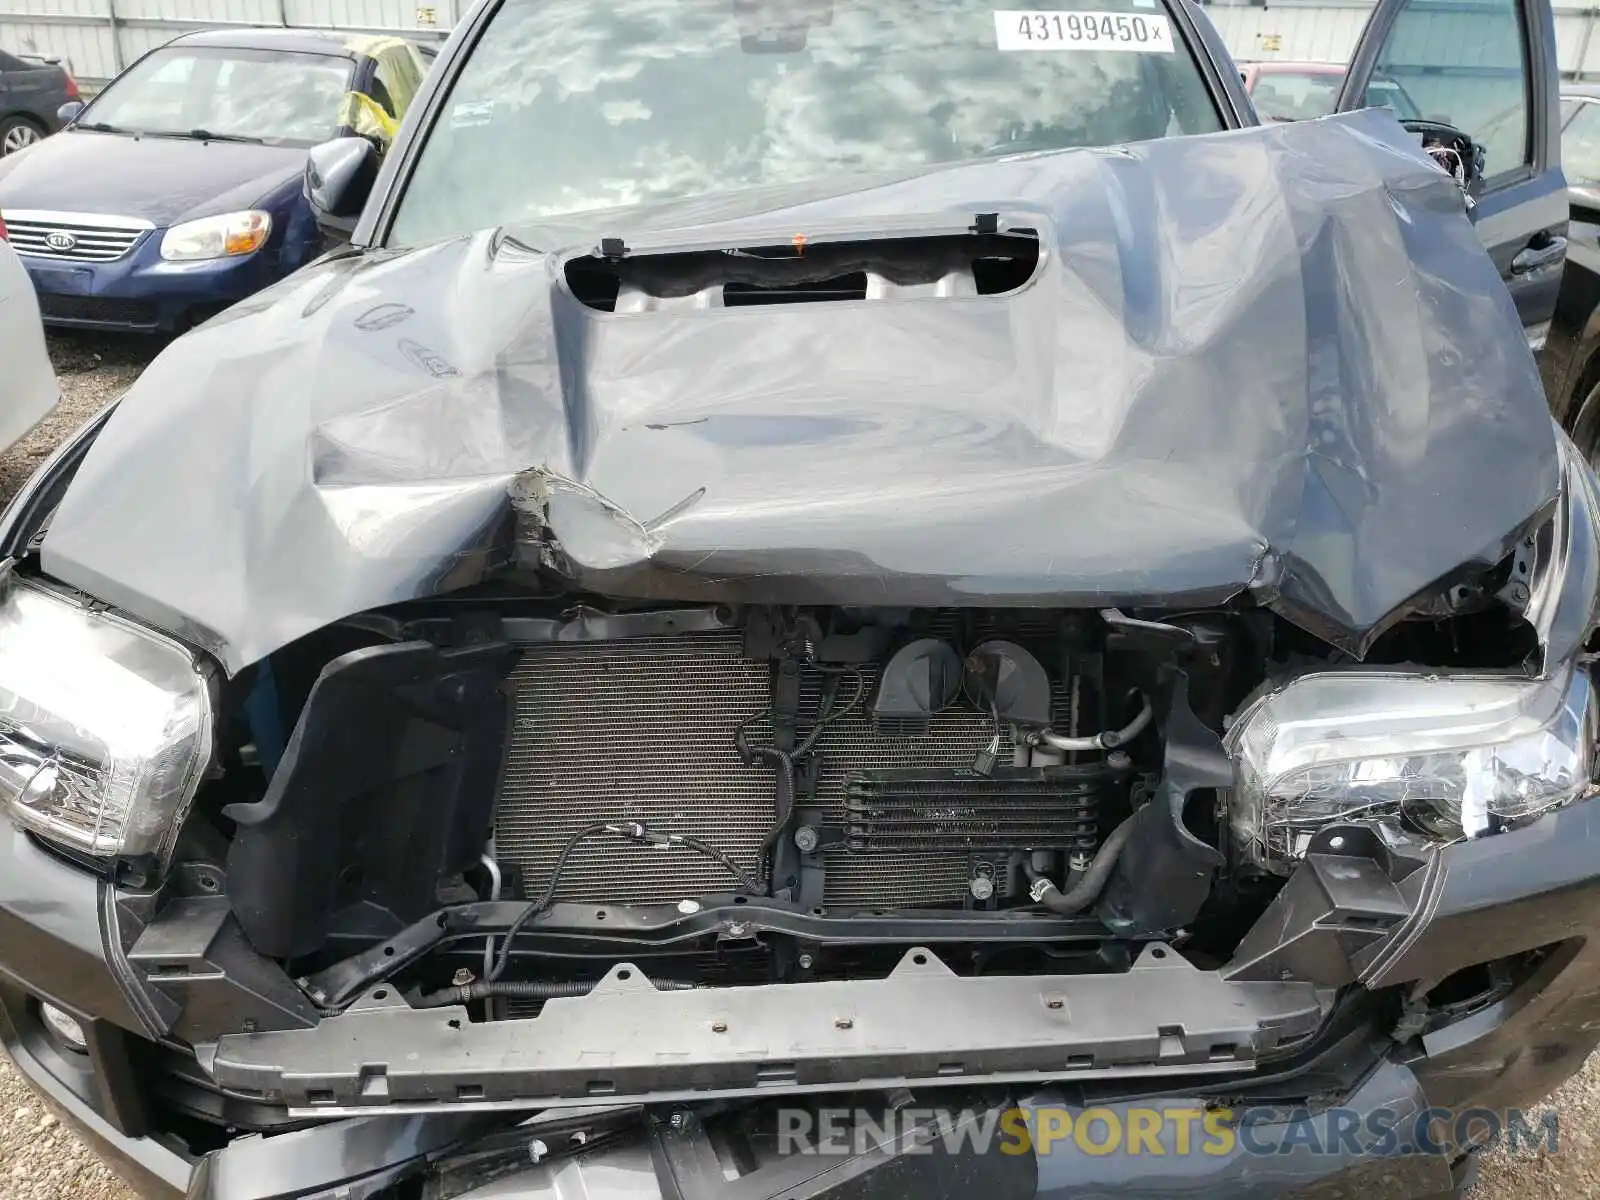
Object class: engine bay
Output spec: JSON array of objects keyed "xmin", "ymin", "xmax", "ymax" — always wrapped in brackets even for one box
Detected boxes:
[{"xmin": 162, "ymin": 593, "xmax": 1534, "ymax": 1030}]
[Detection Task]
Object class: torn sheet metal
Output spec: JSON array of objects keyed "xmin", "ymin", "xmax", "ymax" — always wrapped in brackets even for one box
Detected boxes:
[{"xmin": 41, "ymin": 109, "xmax": 1558, "ymax": 675}]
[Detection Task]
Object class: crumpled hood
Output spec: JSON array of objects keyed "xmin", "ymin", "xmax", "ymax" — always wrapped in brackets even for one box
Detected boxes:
[{"xmin": 41, "ymin": 109, "xmax": 1558, "ymax": 675}]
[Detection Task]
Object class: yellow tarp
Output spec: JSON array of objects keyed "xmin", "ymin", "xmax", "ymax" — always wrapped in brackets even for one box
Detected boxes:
[
  {"xmin": 338, "ymin": 36, "xmax": 429, "ymax": 148},
  {"xmin": 338, "ymin": 90, "xmax": 398, "ymax": 143}
]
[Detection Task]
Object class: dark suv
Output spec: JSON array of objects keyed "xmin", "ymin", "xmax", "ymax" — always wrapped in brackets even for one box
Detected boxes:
[{"xmin": 0, "ymin": 0, "xmax": 1592, "ymax": 1197}]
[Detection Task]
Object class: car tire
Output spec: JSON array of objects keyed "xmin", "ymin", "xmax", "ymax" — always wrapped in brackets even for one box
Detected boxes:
[{"xmin": 0, "ymin": 115, "xmax": 45, "ymax": 156}]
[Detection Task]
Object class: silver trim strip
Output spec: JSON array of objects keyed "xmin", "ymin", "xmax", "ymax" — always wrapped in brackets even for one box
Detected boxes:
[
  {"xmin": 2, "ymin": 211, "xmax": 154, "ymax": 264},
  {"xmin": 0, "ymin": 209, "xmax": 155, "ymax": 231}
]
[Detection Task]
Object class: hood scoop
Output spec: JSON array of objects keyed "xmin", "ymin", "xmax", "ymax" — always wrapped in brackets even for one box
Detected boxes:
[{"xmin": 564, "ymin": 230, "xmax": 1041, "ymax": 313}]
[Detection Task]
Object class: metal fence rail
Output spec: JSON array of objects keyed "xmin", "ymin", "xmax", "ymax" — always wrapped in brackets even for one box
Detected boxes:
[{"xmin": 9, "ymin": 0, "xmax": 1600, "ymax": 90}]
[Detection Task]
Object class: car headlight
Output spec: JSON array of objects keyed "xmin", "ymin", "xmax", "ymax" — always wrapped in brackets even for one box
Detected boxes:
[
  {"xmin": 1226, "ymin": 422, "xmax": 1600, "ymax": 872},
  {"xmin": 0, "ymin": 578, "xmax": 212, "ymax": 866},
  {"xmin": 159, "ymin": 211, "xmax": 271, "ymax": 262},
  {"xmin": 1225, "ymin": 664, "xmax": 1596, "ymax": 871}
]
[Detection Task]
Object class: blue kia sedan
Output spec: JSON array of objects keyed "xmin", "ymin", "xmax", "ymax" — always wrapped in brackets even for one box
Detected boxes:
[{"xmin": 0, "ymin": 28, "xmax": 426, "ymax": 333}]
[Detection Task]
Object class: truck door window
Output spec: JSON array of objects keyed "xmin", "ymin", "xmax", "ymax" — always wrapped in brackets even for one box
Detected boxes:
[{"xmin": 1359, "ymin": 0, "xmax": 1531, "ymax": 184}]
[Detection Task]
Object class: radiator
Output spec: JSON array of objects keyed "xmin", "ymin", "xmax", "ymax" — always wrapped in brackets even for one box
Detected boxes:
[{"xmin": 495, "ymin": 631, "xmax": 1000, "ymax": 909}]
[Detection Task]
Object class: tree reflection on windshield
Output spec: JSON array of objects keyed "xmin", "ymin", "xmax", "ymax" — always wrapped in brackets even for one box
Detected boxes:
[{"xmin": 391, "ymin": 0, "xmax": 1223, "ymax": 244}]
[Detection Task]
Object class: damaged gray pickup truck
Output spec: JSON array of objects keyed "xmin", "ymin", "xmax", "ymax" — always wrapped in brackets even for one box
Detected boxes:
[{"xmin": 1, "ymin": 0, "xmax": 1596, "ymax": 1197}]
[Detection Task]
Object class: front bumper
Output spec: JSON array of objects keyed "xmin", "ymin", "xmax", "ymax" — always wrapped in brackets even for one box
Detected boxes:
[
  {"xmin": 6, "ymin": 795, "xmax": 1600, "ymax": 1198},
  {"xmin": 16, "ymin": 237, "xmax": 282, "ymax": 333}
]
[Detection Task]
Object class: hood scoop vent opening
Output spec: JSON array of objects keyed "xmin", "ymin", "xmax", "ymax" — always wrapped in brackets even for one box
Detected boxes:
[
  {"xmin": 564, "ymin": 231, "xmax": 1041, "ymax": 313},
  {"xmin": 724, "ymin": 272, "xmax": 869, "ymax": 306}
]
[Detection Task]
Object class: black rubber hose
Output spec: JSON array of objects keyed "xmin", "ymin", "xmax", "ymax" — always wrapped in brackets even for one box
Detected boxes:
[
  {"xmin": 415, "ymin": 976, "xmax": 695, "ymax": 1009},
  {"xmin": 486, "ymin": 821, "xmax": 612, "ymax": 983},
  {"xmin": 1030, "ymin": 814, "xmax": 1139, "ymax": 916}
]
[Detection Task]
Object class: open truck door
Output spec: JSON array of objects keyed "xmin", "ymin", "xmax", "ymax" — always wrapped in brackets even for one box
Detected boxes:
[{"xmin": 1338, "ymin": 0, "xmax": 1567, "ymax": 351}]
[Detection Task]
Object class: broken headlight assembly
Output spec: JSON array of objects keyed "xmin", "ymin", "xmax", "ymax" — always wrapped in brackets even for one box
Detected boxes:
[
  {"xmin": 1226, "ymin": 664, "xmax": 1596, "ymax": 869},
  {"xmin": 1227, "ymin": 427, "xmax": 1600, "ymax": 872},
  {"xmin": 0, "ymin": 577, "xmax": 212, "ymax": 866}
]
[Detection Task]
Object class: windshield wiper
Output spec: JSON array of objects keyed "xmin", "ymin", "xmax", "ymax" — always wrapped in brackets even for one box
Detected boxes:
[
  {"xmin": 177, "ymin": 128, "xmax": 265, "ymax": 145},
  {"xmin": 142, "ymin": 128, "xmax": 266, "ymax": 145},
  {"xmin": 76, "ymin": 121, "xmax": 135, "ymax": 135}
]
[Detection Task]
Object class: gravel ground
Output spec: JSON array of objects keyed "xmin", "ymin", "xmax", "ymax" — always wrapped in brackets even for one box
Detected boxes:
[
  {"xmin": 0, "ymin": 331, "xmax": 155, "ymax": 505},
  {"xmin": 0, "ymin": 330, "xmax": 1596, "ymax": 1198}
]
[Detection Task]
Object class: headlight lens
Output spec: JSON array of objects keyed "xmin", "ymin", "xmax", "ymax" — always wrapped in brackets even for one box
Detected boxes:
[
  {"xmin": 0, "ymin": 579, "xmax": 211, "ymax": 864},
  {"xmin": 1226, "ymin": 664, "xmax": 1596, "ymax": 872},
  {"xmin": 159, "ymin": 210, "xmax": 271, "ymax": 261}
]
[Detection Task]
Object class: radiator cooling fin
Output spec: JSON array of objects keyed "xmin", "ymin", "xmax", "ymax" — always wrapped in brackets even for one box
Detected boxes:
[{"xmin": 495, "ymin": 631, "xmax": 1003, "ymax": 908}]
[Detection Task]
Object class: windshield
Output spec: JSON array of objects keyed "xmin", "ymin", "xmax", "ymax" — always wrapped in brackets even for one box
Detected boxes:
[
  {"xmin": 390, "ymin": 0, "xmax": 1222, "ymax": 245},
  {"xmin": 83, "ymin": 46, "xmax": 353, "ymax": 146},
  {"xmin": 1248, "ymin": 70, "xmax": 1341, "ymax": 122}
]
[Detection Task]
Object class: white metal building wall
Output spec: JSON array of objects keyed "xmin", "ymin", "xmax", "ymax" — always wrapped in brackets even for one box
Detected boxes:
[
  {"xmin": 0, "ymin": 0, "xmax": 454, "ymax": 85},
  {"xmin": 1207, "ymin": 2, "xmax": 1600, "ymax": 79}
]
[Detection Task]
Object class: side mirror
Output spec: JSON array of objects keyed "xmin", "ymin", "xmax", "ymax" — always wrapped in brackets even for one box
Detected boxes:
[
  {"xmin": 304, "ymin": 136, "xmax": 379, "ymax": 240},
  {"xmin": 1402, "ymin": 119, "xmax": 1484, "ymax": 201},
  {"xmin": 56, "ymin": 99, "xmax": 84, "ymax": 126}
]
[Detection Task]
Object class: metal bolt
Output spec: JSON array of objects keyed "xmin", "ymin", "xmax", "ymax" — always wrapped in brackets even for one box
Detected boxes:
[
  {"xmin": 798, "ymin": 953, "xmax": 815, "ymax": 969},
  {"xmin": 726, "ymin": 921, "xmax": 751, "ymax": 938},
  {"xmin": 452, "ymin": 967, "xmax": 475, "ymax": 987},
  {"xmin": 969, "ymin": 875, "xmax": 995, "ymax": 902},
  {"xmin": 711, "ymin": 1020, "xmax": 728, "ymax": 1034},
  {"xmin": 794, "ymin": 825, "xmax": 820, "ymax": 854},
  {"xmin": 835, "ymin": 1017, "xmax": 854, "ymax": 1030},
  {"xmin": 1046, "ymin": 997, "xmax": 1065, "ymax": 1010},
  {"xmin": 677, "ymin": 898, "xmax": 702, "ymax": 915},
  {"xmin": 669, "ymin": 1111, "xmax": 691, "ymax": 1131},
  {"xmin": 1328, "ymin": 836, "xmax": 1346, "ymax": 851}
]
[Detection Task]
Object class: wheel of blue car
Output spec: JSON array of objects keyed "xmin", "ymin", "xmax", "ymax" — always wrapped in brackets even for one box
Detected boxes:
[{"xmin": 0, "ymin": 116, "xmax": 43, "ymax": 156}]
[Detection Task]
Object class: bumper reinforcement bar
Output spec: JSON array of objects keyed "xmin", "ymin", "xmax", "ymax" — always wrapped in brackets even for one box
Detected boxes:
[{"xmin": 208, "ymin": 945, "xmax": 1331, "ymax": 1115}]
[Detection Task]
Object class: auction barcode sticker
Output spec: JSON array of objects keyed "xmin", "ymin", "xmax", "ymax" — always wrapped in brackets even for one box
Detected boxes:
[{"xmin": 995, "ymin": 10, "xmax": 1175, "ymax": 51}]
